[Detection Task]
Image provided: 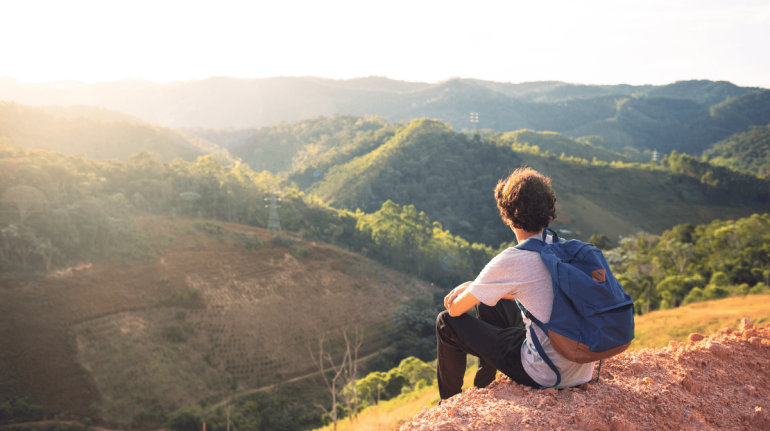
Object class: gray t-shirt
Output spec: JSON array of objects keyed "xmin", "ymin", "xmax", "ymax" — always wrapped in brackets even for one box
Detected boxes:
[{"xmin": 466, "ymin": 237, "xmax": 594, "ymax": 388}]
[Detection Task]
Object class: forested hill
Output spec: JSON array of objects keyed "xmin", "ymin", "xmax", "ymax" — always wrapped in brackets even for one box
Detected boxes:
[
  {"xmin": 703, "ymin": 124, "xmax": 770, "ymax": 177},
  {"xmin": 192, "ymin": 115, "xmax": 640, "ymax": 187},
  {"xmin": 2, "ymin": 77, "xmax": 768, "ymax": 156},
  {"xmin": 305, "ymin": 119, "xmax": 770, "ymax": 246},
  {"xmin": 0, "ymin": 102, "xmax": 228, "ymax": 162}
]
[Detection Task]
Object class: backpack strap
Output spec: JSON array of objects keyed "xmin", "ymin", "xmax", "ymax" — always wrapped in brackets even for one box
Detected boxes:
[
  {"xmin": 515, "ymin": 299, "xmax": 562, "ymax": 388},
  {"xmin": 513, "ymin": 228, "xmax": 563, "ymax": 388},
  {"xmin": 513, "ymin": 228, "xmax": 559, "ymax": 252}
]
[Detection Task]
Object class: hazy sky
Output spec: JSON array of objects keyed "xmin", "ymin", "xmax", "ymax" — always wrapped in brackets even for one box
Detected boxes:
[{"xmin": 3, "ymin": 0, "xmax": 769, "ymax": 87}]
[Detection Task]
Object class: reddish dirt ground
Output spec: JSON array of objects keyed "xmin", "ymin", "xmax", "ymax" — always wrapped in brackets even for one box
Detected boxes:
[{"xmin": 400, "ymin": 319, "xmax": 770, "ymax": 431}]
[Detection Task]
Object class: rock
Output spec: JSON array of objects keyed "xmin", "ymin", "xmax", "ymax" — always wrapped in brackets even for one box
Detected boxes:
[
  {"xmin": 749, "ymin": 337, "xmax": 762, "ymax": 349},
  {"xmin": 549, "ymin": 419, "xmax": 558, "ymax": 426},
  {"xmin": 688, "ymin": 333, "xmax": 705, "ymax": 343},
  {"xmin": 740, "ymin": 318, "xmax": 755, "ymax": 331},
  {"xmin": 580, "ymin": 413, "xmax": 611, "ymax": 431},
  {"xmin": 540, "ymin": 387, "xmax": 558, "ymax": 395},
  {"xmin": 744, "ymin": 385, "xmax": 757, "ymax": 397},
  {"xmin": 580, "ymin": 382, "xmax": 592, "ymax": 391},
  {"xmin": 669, "ymin": 340, "xmax": 678, "ymax": 347},
  {"xmin": 642, "ymin": 377, "xmax": 654, "ymax": 384},
  {"xmin": 705, "ymin": 341, "xmax": 730, "ymax": 359},
  {"xmin": 682, "ymin": 376, "xmax": 702, "ymax": 394},
  {"xmin": 537, "ymin": 395, "xmax": 556, "ymax": 408},
  {"xmin": 629, "ymin": 362, "xmax": 644, "ymax": 373}
]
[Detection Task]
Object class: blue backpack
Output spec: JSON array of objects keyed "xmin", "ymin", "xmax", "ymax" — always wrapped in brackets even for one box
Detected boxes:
[{"xmin": 514, "ymin": 228, "xmax": 635, "ymax": 387}]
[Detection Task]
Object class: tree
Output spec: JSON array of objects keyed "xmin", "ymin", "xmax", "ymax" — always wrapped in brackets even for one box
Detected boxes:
[
  {"xmin": 308, "ymin": 333, "xmax": 349, "ymax": 431},
  {"xmin": 165, "ymin": 405, "xmax": 203, "ymax": 431},
  {"xmin": 397, "ymin": 357, "xmax": 435, "ymax": 392},
  {"xmin": 588, "ymin": 233, "xmax": 612, "ymax": 250},
  {"xmin": 1, "ymin": 185, "xmax": 48, "ymax": 225},
  {"xmin": 339, "ymin": 327, "xmax": 364, "ymax": 422}
]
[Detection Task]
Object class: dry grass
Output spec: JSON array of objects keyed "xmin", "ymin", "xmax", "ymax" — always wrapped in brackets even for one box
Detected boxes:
[
  {"xmin": 315, "ymin": 366, "xmax": 478, "ymax": 431},
  {"xmin": 629, "ymin": 294, "xmax": 770, "ymax": 351}
]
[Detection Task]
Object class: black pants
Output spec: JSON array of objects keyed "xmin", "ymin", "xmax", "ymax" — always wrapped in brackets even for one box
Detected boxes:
[{"xmin": 436, "ymin": 299, "xmax": 540, "ymax": 400}]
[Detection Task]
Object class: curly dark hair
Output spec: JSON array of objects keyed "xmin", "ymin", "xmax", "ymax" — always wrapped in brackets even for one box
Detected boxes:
[{"xmin": 494, "ymin": 166, "xmax": 557, "ymax": 233}]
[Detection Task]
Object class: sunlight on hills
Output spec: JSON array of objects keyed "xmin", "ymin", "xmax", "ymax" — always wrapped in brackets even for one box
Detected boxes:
[{"xmin": 629, "ymin": 294, "xmax": 770, "ymax": 351}]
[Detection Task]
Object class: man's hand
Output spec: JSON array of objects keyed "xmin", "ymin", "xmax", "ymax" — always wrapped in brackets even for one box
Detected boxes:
[{"xmin": 445, "ymin": 281, "xmax": 472, "ymax": 310}]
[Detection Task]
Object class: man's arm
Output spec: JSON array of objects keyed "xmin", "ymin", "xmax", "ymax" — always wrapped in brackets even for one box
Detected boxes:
[
  {"xmin": 445, "ymin": 282, "xmax": 480, "ymax": 317},
  {"xmin": 448, "ymin": 290, "xmax": 480, "ymax": 317}
]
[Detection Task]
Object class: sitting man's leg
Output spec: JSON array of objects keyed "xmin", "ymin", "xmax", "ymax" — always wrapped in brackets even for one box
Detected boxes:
[
  {"xmin": 436, "ymin": 302, "xmax": 539, "ymax": 400},
  {"xmin": 472, "ymin": 300, "xmax": 525, "ymax": 387}
]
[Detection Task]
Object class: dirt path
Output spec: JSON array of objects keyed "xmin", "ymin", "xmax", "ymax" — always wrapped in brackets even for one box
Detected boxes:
[{"xmin": 212, "ymin": 350, "xmax": 380, "ymax": 408}]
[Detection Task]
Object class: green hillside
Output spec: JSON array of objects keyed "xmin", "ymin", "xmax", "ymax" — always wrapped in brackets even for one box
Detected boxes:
[
  {"xmin": 709, "ymin": 89, "xmax": 770, "ymax": 129},
  {"xmin": 227, "ymin": 115, "xmax": 395, "ymax": 186},
  {"xmin": 494, "ymin": 129, "xmax": 639, "ymax": 163},
  {"xmin": 0, "ymin": 102, "xmax": 207, "ymax": 162},
  {"xmin": 703, "ymin": 124, "xmax": 770, "ymax": 176},
  {"xmin": 305, "ymin": 118, "xmax": 770, "ymax": 247}
]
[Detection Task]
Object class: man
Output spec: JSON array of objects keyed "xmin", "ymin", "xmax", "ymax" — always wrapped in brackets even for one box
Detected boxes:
[{"xmin": 435, "ymin": 166, "xmax": 595, "ymax": 400}]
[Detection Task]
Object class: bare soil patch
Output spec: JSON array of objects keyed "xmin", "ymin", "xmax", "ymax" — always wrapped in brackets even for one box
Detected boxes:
[
  {"xmin": 400, "ymin": 319, "xmax": 770, "ymax": 430},
  {"xmin": 1, "ymin": 215, "xmax": 434, "ymax": 426}
]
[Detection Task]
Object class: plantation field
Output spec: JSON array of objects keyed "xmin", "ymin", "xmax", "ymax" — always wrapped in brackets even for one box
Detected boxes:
[{"xmin": 0, "ymin": 214, "xmax": 435, "ymax": 428}]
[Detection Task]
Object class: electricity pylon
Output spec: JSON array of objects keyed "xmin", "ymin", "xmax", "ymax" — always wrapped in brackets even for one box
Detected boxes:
[
  {"xmin": 470, "ymin": 112, "xmax": 479, "ymax": 134},
  {"xmin": 265, "ymin": 192, "xmax": 282, "ymax": 233}
]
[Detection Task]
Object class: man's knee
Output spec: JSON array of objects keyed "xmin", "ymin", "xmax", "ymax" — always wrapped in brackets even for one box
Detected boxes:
[{"xmin": 436, "ymin": 310, "xmax": 451, "ymax": 330}]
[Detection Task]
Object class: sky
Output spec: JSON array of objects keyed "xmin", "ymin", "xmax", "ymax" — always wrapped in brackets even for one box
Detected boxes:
[{"xmin": 2, "ymin": 0, "xmax": 769, "ymax": 87}]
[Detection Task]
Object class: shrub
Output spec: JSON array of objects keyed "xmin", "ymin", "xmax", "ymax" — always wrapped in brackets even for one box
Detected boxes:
[
  {"xmin": 194, "ymin": 221, "xmax": 224, "ymax": 238},
  {"xmin": 734, "ymin": 283, "xmax": 750, "ymax": 295},
  {"xmin": 588, "ymin": 233, "xmax": 612, "ymax": 250},
  {"xmin": 710, "ymin": 272, "xmax": 729, "ymax": 287},
  {"xmin": 165, "ymin": 405, "xmax": 203, "ymax": 431},
  {"xmin": 289, "ymin": 246, "xmax": 309, "ymax": 257},
  {"xmin": 160, "ymin": 324, "xmax": 188, "ymax": 343},
  {"xmin": 702, "ymin": 284, "xmax": 731, "ymax": 301},
  {"xmin": 240, "ymin": 233, "xmax": 263, "ymax": 251},
  {"xmin": 273, "ymin": 234, "xmax": 295, "ymax": 248},
  {"xmin": 683, "ymin": 287, "xmax": 704, "ymax": 304},
  {"xmin": 0, "ymin": 396, "xmax": 43, "ymax": 422}
]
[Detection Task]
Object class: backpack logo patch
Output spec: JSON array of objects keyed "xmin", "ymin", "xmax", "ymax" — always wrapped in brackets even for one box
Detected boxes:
[{"xmin": 592, "ymin": 268, "xmax": 606, "ymax": 283}]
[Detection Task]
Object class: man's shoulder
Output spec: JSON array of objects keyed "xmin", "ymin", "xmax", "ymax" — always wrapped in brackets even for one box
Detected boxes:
[
  {"xmin": 490, "ymin": 246, "xmax": 544, "ymax": 269},
  {"xmin": 499, "ymin": 246, "xmax": 542, "ymax": 259}
]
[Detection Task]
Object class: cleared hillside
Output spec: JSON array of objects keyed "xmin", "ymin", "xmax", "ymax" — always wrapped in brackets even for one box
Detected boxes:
[{"xmin": 0, "ymin": 214, "xmax": 435, "ymax": 427}]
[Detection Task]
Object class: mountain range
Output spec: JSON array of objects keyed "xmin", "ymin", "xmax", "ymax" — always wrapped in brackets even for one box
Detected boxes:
[{"xmin": 2, "ymin": 76, "xmax": 768, "ymax": 156}]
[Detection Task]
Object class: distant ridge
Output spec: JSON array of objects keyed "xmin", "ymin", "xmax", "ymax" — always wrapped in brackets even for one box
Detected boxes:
[
  {"xmin": 0, "ymin": 101, "xmax": 226, "ymax": 162},
  {"xmin": 1, "ymin": 77, "xmax": 766, "ymax": 156}
]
